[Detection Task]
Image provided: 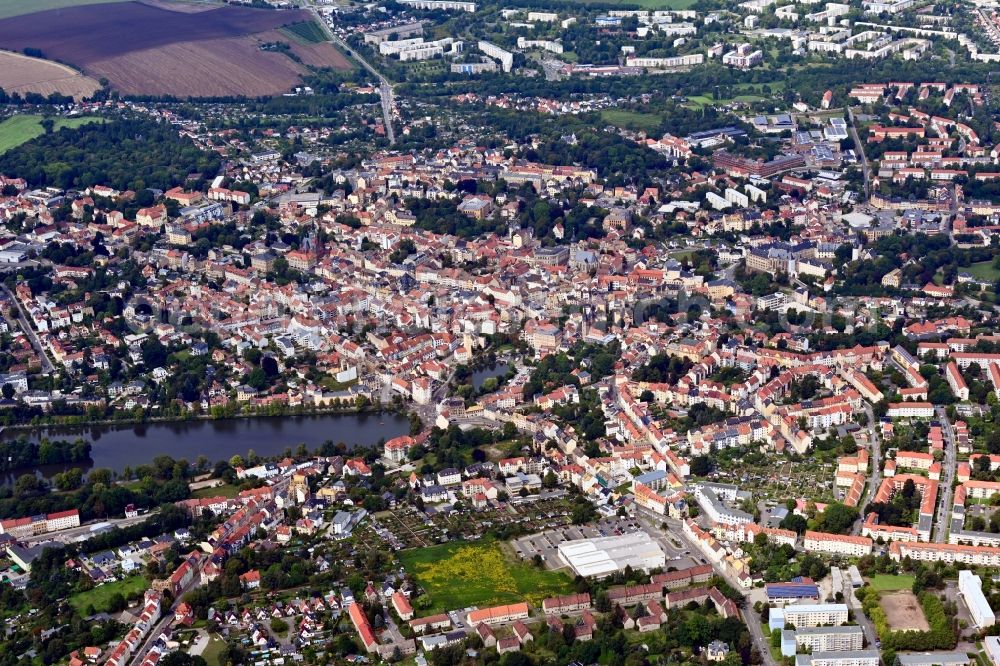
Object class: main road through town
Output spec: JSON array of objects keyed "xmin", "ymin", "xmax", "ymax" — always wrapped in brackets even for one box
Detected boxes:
[{"xmin": 304, "ymin": 1, "xmax": 396, "ymax": 145}]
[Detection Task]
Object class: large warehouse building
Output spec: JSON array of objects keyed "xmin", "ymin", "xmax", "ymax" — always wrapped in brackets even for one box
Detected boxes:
[{"xmin": 557, "ymin": 530, "xmax": 666, "ymax": 578}]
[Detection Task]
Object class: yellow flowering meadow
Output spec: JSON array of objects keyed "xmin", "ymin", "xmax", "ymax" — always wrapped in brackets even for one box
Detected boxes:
[{"xmin": 400, "ymin": 539, "xmax": 573, "ymax": 613}]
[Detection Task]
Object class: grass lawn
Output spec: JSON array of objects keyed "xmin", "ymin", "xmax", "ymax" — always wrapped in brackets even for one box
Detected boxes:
[
  {"xmin": 0, "ymin": 115, "xmax": 105, "ymax": 154},
  {"xmin": 201, "ymin": 635, "xmax": 227, "ymax": 666},
  {"xmin": 399, "ymin": 538, "xmax": 573, "ymax": 614},
  {"xmin": 867, "ymin": 573, "xmax": 915, "ymax": 592},
  {"xmin": 69, "ymin": 574, "xmax": 148, "ymax": 614},
  {"xmin": 192, "ymin": 483, "xmax": 240, "ymax": 499},
  {"xmin": 684, "ymin": 94, "xmax": 717, "ymax": 109},
  {"xmin": 967, "ymin": 261, "xmax": 1000, "ymax": 283},
  {"xmin": 600, "ymin": 109, "xmax": 663, "ymax": 134}
]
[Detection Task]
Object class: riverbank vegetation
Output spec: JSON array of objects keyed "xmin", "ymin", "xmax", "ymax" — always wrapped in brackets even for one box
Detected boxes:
[
  {"xmin": 0, "ymin": 454, "xmax": 193, "ymax": 521},
  {"xmin": 0, "ymin": 436, "xmax": 91, "ymax": 472}
]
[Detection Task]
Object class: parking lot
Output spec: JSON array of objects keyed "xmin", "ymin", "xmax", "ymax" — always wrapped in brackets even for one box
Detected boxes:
[{"xmin": 512, "ymin": 516, "xmax": 697, "ymax": 571}]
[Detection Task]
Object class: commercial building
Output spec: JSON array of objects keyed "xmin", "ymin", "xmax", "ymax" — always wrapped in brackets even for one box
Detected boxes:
[
  {"xmin": 713, "ymin": 151, "xmax": 806, "ymax": 178},
  {"xmin": 958, "ymin": 569, "xmax": 996, "ymax": 628},
  {"xmin": 766, "ymin": 579, "xmax": 821, "ymax": 604},
  {"xmin": 557, "ymin": 530, "xmax": 667, "ymax": 578},
  {"xmin": 895, "ymin": 653, "xmax": 973, "ymax": 666}
]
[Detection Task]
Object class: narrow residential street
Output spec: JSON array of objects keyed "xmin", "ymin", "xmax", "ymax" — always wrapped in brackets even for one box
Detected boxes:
[
  {"xmin": 1, "ymin": 282, "xmax": 55, "ymax": 373},
  {"xmin": 853, "ymin": 402, "xmax": 882, "ymax": 534},
  {"xmin": 742, "ymin": 604, "xmax": 778, "ymax": 666},
  {"xmin": 846, "ymin": 107, "xmax": 871, "ymax": 201},
  {"xmin": 934, "ymin": 406, "xmax": 958, "ymax": 543}
]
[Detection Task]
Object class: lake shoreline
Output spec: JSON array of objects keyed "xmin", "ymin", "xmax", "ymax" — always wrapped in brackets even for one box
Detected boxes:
[
  {"xmin": 0, "ymin": 410, "xmax": 413, "ymax": 482},
  {"xmin": 0, "ymin": 403, "xmax": 409, "ymax": 434}
]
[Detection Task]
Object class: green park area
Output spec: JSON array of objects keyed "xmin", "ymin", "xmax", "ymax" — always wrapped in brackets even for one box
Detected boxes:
[
  {"xmin": 967, "ymin": 261, "xmax": 1000, "ymax": 283},
  {"xmin": 192, "ymin": 483, "xmax": 240, "ymax": 499},
  {"xmin": 0, "ymin": 115, "xmax": 105, "ymax": 154},
  {"xmin": 600, "ymin": 109, "xmax": 664, "ymax": 134},
  {"xmin": 867, "ymin": 573, "xmax": 915, "ymax": 592},
  {"xmin": 68, "ymin": 574, "xmax": 148, "ymax": 615},
  {"xmin": 399, "ymin": 539, "xmax": 573, "ymax": 614}
]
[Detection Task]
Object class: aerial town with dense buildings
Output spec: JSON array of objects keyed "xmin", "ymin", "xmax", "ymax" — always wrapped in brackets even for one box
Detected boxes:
[{"xmin": 4, "ymin": 0, "xmax": 1000, "ymax": 664}]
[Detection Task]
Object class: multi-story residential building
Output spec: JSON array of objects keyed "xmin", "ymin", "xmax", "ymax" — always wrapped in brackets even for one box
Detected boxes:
[
  {"xmin": 770, "ymin": 604, "xmax": 849, "ymax": 629},
  {"xmin": 478, "ymin": 41, "xmax": 513, "ymax": 72},
  {"xmin": 781, "ymin": 627, "xmax": 865, "ymax": 657},
  {"xmin": 803, "ymin": 531, "xmax": 874, "ymax": 557},
  {"xmin": 0, "ymin": 509, "xmax": 81, "ymax": 539},
  {"xmin": 795, "ymin": 651, "xmax": 880, "ymax": 666},
  {"xmin": 693, "ymin": 483, "xmax": 753, "ymax": 526}
]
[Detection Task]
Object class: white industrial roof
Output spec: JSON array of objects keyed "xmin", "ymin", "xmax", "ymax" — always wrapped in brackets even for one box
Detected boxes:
[{"xmin": 557, "ymin": 530, "xmax": 666, "ymax": 578}]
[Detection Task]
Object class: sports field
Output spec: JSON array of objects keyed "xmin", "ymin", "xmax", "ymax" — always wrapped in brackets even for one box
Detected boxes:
[
  {"xmin": 880, "ymin": 590, "xmax": 930, "ymax": 631},
  {"xmin": 399, "ymin": 539, "xmax": 573, "ymax": 614}
]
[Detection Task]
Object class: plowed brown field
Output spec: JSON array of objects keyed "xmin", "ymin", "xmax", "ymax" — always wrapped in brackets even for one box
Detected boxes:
[
  {"xmin": 87, "ymin": 38, "xmax": 306, "ymax": 97},
  {"xmin": 0, "ymin": 0, "xmax": 347, "ymax": 97},
  {"xmin": 0, "ymin": 50, "xmax": 100, "ymax": 99}
]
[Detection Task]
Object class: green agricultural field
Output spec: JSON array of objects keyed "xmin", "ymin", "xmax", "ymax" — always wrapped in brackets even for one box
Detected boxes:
[
  {"xmin": 68, "ymin": 574, "xmax": 148, "ymax": 614},
  {"xmin": 280, "ymin": 20, "xmax": 327, "ymax": 44},
  {"xmin": 967, "ymin": 261, "xmax": 1000, "ymax": 283},
  {"xmin": 399, "ymin": 539, "xmax": 573, "ymax": 614},
  {"xmin": 0, "ymin": 115, "xmax": 105, "ymax": 154},
  {"xmin": 600, "ymin": 109, "xmax": 663, "ymax": 134},
  {"xmin": 867, "ymin": 574, "xmax": 915, "ymax": 592}
]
